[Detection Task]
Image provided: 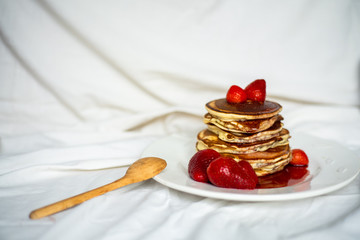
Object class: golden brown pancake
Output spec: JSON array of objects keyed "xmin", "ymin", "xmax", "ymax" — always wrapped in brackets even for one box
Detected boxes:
[
  {"xmin": 196, "ymin": 128, "xmax": 290, "ymax": 154},
  {"xmin": 229, "ymin": 152, "xmax": 290, "ymax": 168},
  {"xmin": 207, "ymin": 120, "xmax": 284, "ymax": 143},
  {"xmin": 254, "ymin": 155, "xmax": 291, "ymax": 176},
  {"xmin": 220, "ymin": 151, "xmax": 292, "ymax": 176},
  {"xmin": 204, "ymin": 113, "xmax": 282, "ymax": 133},
  {"xmin": 205, "ymin": 99, "xmax": 282, "ymax": 121},
  {"xmin": 223, "ymin": 145, "xmax": 290, "ymax": 161}
]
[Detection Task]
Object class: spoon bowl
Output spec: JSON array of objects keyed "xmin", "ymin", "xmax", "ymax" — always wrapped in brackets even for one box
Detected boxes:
[{"xmin": 125, "ymin": 157, "xmax": 167, "ymax": 181}]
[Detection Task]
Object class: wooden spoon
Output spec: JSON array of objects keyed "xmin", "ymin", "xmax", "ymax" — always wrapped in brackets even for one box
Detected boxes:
[{"xmin": 29, "ymin": 157, "xmax": 167, "ymax": 220}]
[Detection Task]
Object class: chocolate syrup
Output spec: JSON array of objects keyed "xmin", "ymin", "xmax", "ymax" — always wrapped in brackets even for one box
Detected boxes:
[
  {"xmin": 211, "ymin": 99, "xmax": 281, "ymax": 115},
  {"xmin": 256, "ymin": 165, "xmax": 309, "ymax": 189}
]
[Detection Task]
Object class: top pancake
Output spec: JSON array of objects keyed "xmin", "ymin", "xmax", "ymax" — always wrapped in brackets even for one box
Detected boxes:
[{"xmin": 205, "ymin": 99, "xmax": 282, "ymax": 120}]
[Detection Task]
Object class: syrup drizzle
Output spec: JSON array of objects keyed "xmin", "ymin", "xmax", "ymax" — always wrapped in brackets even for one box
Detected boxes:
[
  {"xmin": 212, "ymin": 99, "xmax": 281, "ymax": 115},
  {"xmin": 256, "ymin": 165, "xmax": 309, "ymax": 189}
]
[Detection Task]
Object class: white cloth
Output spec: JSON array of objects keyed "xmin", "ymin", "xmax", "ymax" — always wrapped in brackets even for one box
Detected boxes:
[{"xmin": 0, "ymin": 0, "xmax": 360, "ymax": 239}]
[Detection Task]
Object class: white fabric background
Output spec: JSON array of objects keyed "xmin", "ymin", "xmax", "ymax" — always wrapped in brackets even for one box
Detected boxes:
[{"xmin": 0, "ymin": 0, "xmax": 360, "ymax": 239}]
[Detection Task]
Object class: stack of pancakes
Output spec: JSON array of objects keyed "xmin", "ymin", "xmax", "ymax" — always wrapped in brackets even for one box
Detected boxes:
[{"xmin": 196, "ymin": 99, "xmax": 291, "ymax": 177}]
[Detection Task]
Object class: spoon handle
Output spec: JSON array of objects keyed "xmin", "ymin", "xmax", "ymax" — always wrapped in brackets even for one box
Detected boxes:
[{"xmin": 29, "ymin": 177, "xmax": 134, "ymax": 220}]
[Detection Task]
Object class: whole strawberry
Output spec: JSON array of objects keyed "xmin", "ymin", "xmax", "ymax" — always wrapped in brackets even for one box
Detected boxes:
[
  {"xmin": 207, "ymin": 157, "xmax": 258, "ymax": 189},
  {"xmin": 188, "ymin": 149, "xmax": 221, "ymax": 182},
  {"xmin": 226, "ymin": 85, "xmax": 247, "ymax": 103},
  {"xmin": 290, "ymin": 149, "xmax": 309, "ymax": 166},
  {"xmin": 245, "ymin": 79, "xmax": 266, "ymax": 102}
]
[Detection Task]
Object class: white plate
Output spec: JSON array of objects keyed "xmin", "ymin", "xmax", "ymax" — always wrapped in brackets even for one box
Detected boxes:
[{"xmin": 141, "ymin": 133, "xmax": 360, "ymax": 201}]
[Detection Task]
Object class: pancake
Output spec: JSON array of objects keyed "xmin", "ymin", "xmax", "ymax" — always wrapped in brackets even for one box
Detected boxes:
[
  {"xmin": 204, "ymin": 113, "xmax": 282, "ymax": 133},
  {"xmin": 205, "ymin": 99, "xmax": 282, "ymax": 121},
  {"xmin": 237, "ymin": 152, "xmax": 290, "ymax": 169},
  {"xmin": 207, "ymin": 120, "xmax": 284, "ymax": 143},
  {"xmin": 223, "ymin": 145, "xmax": 290, "ymax": 161},
  {"xmin": 254, "ymin": 155, "xmax": 291, "ymax": 176},
  {"xmin": 223, "ymin": 151, "xmax": 290, "ymax": 168},
  {"xmin": 220, "ymin": 151, "xmax": 292, "ymax": 176},
  {"xmin": 250, "ymin": 154, "xmax": 291, "ymax": 170},
  {"xmin": 196, "ymin": 128, "xmax": 290, "ymax": 154}
]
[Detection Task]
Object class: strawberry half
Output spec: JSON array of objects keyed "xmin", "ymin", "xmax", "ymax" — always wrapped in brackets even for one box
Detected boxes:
[
  {"xmin": 245, "ymin": 79, "xmax": 266, "ymax": 102},
  {"xmin": 290, "ymin": 149, "xmax": 309, "ymax": 166},
  {"xmin": 207, "ymin": 157, "xmax": 258, "ymax": 189},
  {"xmin": 226, "ymin": 85, "xmax": 247, "ymax": 103},
  {"xmin": 238, "ymin": 160, "xmax": 258, "ymax": 186},
  {"xmin": 188, "ymin": 149, "xmax": 221, "ymax": 182}
]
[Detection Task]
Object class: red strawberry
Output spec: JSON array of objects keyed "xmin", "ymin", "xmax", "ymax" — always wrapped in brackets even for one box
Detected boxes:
[
  {"xmin": 226, "ymin": 85, "xmax": 247, "ymax": 103},
  {"xmin": 245, "ymin": 79, "xmax": 266, "ymax": 102},
  {"xmin": 290, "ymin": 149, "xmax": 309, "ymax": 166},
  {"xmin": 207, "ymin": 157, "xmax": 258, "ymax": 189},
  {"xmin": 238, "ymin": 160, "xmax": 258, "ymax": 185},
  {"xmin": 188, "ymin": 149, "xmax": 221, "ymax": 182}
]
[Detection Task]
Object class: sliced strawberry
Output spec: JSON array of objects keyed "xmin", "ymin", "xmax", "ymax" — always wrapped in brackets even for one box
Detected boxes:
[
  {"xmin": 207, "ymin": 157, "xmax": 257, "ymax": 189},
  {"xmin": 238, "ymin": 160, "xmax": 258, "ymax": 185},
  {"xmin": 226, "ymin": 85, "xmax": 247, "ymax": 103},
  {"xmin": 188, "ymin": 149, "xmax": 221, "ymax": 182},
  {"xmin": 244, "ymin": 79, "xmax": 266, "ymax": 102},
  {"xmin": 290, "ymin": 149, "xmax": 309, "ymax": 166}
]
